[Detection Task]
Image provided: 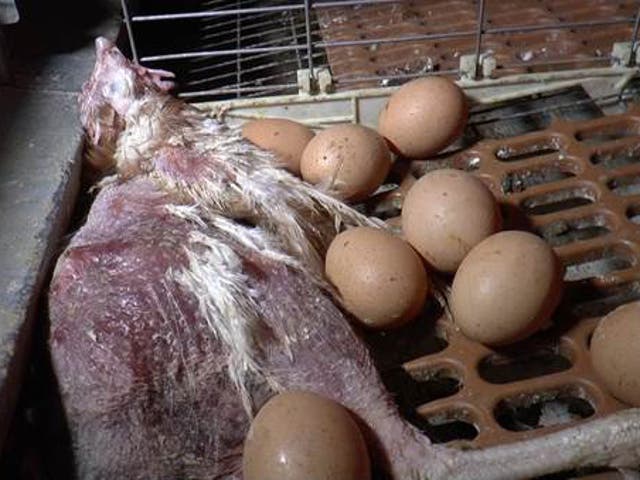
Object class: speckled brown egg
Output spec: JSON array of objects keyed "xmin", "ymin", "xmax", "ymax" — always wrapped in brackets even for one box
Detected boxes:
[
  {"xmin": 378, "ymin": 77, "xmax": 468, "ymax": 159},
  {"xmin": 243, "ymin": 391, "xmax": 371, "ymax": 480},
  {"xmin": 401, "ymin": 169, "xmax": 502, "ymax": 273},
  {"xmin": 242, "ymin": 118, "xmax": 315, "ymax": 174},
  {"xmin": 591, "ymin": 302, "xmax": 640, "ymax": 406},
  {"xmin": 300, "ymin": 124, "xmax": 391, "ymax": 202},
  {"xmin": 325, "ymin": 226, "xmax": 430, "ymax": 329},
  {"xmin": 450, "ymin": 231, "xmax": 564, "ymax": 346}
]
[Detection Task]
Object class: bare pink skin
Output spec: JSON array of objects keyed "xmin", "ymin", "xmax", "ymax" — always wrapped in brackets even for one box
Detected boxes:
[{"xmin": 49, "ymin": 38, "xmax": 640, "ymax": 480}]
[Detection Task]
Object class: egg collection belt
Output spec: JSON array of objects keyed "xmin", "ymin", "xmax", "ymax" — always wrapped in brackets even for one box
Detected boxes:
[
  {"xmin": 366, "ymin": 105, "xmax": 640, "ymax": 452},
  {"xmin": 317, "ymin": 0, "xmax": 637, "ymax": 89}
]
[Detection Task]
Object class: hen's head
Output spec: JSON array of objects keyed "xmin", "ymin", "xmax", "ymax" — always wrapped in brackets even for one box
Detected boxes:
[{"xmin": 79, "ymin": 38, "xmax": 175, "ymax": 166}]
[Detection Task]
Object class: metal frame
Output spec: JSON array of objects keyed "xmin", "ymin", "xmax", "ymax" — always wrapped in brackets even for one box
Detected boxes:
[
  {"xmin": 120, "ymin": 0, "xmax": 640, "ymax": 102},
  {"xmin": 194, "ymin": 70, "xmax": 639, "ymax": 130}
]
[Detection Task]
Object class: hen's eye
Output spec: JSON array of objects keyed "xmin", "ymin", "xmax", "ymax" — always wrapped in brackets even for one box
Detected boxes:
[
  {"xmin": 104, "ymin": 74, "xmax": 132, "ymax": 98},
  {"xmin": 110, "ymin": 80, "xmax": 124, "ymax": 95}
]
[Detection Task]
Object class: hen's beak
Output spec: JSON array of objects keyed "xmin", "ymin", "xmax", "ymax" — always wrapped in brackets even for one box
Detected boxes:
[{"xmin": 95, "ymin": 37, "xmax": 114, "ymax": 56}]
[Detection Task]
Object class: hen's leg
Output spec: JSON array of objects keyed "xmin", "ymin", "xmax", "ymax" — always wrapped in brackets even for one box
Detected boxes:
[{"xmin": 446, "ymin": 409, "xmax": 640, "ymax": 480}]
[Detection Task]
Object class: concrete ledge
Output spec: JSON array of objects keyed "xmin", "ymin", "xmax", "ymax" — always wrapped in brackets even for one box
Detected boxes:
[
  {"xmin": 0, "ymin": 0, "xmax": 120, "ymax": 454},
  {"xmin": 0, "ymin": 87, "xmax": 83, "ymax": 451}
]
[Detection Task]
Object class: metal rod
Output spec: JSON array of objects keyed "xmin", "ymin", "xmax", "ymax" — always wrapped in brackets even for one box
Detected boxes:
[
  {"xmin": 313, "ymin": 0, "xmax": 400, "ymax": 6},
  {"xmin": 189, "ymin": 65, "xmax": 637, "ymax": 107},
  {"xmin": 162, "ymin": 4, "xmax": 313, "ymax": 71},
  {"xmin": 190, "ymin": 50, "xmax": 296, "ymax": 75},
  {"xmin": 334, "ymin": 57, "xmax": 607, "ymax": 84},
  {"xmin": 146, "ymin": 15, "xmax": 632, "ymax": 64},
  {"xmin": 179, "ymin": 84, "xmax": 298, "ymax": 98},
  {"xmin": 132, "ymin": 0, "xmax": 640, "ymax": 101},
  {"xmin": 473, "ymin": 0, "xmax": 486, "ymax": 80},
  {"xmin": 470, "ymin": 90, "xmax": 640, "ymax": 126},
  {"xmin": 334, "ymin": 69, "xmax": 459, "ymax": 85},
  {"xmin": 188, "ymin": 43, "xmax": 325, "ymax": 75},
  {"xmin": 120, "ymin": 0, "xmax": 139, "ymax": 63},
  {"xmin": 316, "ymin": 30, "xmax": 477, "ymax": 48},
  {"xmin": 192, "ymin": 12, "xmax": 318, "ymax": 66},
  {"xmin": 141, "ymin": 45, "xmax": 305, "ymax": 63},
  {"xmin": 502, "ymin": 56, "xmax": 610, "ymax": 69},
  {"xmin": 184, "ymin": 85, "xmax": 297, "ymax": 95},
  {"xmin": 201, "ymin": 26, "xmax": 305, "ymax": 55},
  {"xmin": 186, "ymin": 51, "xmax": 326, "ymax": 82},
  {"xmin": 315, "ymin": 18, "xmax": 637, "ymax": 49},
  {"xmin": 246, "ymin": 86, "xmax": 297, "ymax": 98},
  {"xmin": 201, "ymin": 14, "xmax": 309, "ymax": 43},
  {"xmin": 235, "ymin": 0, "xmax": 241, "ymax": 98},
  {"xmin": 188, "ymin": 71, "xmax": 295, "ymax": 91},
  {"xmin": 629, "ymin": 6, "xmax": 640, "ymax": 67},
  {"xmin": 139, "ymin": 15, "xmax": 637, "ymax": 64},
  {"xmin": 225, "ymin": 112, "xmax": 354, "ymax": 125},
  {"xmin": 133, "ymin": 5, "xmax": 304, "ymax": 22},
  {"xmin": 133, "ymin": 0, "xmax": 402, "ymax": 22},
  {"xmin": 197, "ymin": 1, "xmax": 394, "ymax": 33},
  {"xmin": 186, "ymin": 46, "xmax": 328, "ymax": 88},
  {"xmin": 290, "ymin": 11, "xmax": 304, "ymax": 70},
  {"xmin": 189, "ymin": 68, "xmax": 311, "ymax": 91},
  {"xmin": 304, "ymin": 0, "xmax": 315, "ymax": 84},
  {"xmin": 200, "ymin": 10, "xmax": 277, "ymax": 33},
  {"xmin": 203, "ymin": 0, "xmax": 264, "ymax": 6},
  {"xmin": 487, "ymin": 18, "xmax": 636, "ymax": 35},
  {"xmin": 459, "ymin": 66, "xmax": 632, "ymax": 89}
]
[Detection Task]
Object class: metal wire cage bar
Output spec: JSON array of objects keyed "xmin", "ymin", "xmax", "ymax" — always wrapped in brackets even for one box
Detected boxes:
[{"xmin": 120, "ymin": 0, "xmax": 640, "ymax": 101}]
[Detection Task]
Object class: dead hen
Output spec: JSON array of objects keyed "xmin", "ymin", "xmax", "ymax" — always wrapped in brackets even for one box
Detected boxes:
[{"xmin": 48, "ymin": 38, "xmax": 640, "ymax": 480}]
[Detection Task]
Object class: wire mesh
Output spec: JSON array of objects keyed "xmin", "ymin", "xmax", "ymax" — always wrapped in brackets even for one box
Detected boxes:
[{"xmin": 120, "ymin": 1, "xmax": 640, "ymax": 100}]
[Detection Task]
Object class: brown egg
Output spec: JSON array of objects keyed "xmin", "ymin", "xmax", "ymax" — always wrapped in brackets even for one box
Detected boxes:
[
  {"xmin": 300, "ymin": 124, "xmax": 391, "ymax": 202},
  {"xmin": 243, "ymin": 391, "xmax": 371, "ymax": 480},
  {"xmin": 242, "ymin": 118, "xmax": 315, "ymax": 175},
  {"xmin": 378, "ymin": 77, "xmax": 468, "ymax": 158},
  {"xmin": 591, "ymin": 302, "xmax": 640, "ymax": 406},
  {"xmin": 325, "ymin": 226, "xmax": 430, "ymax": 329},
  {"xmin": 450, "ymin": 231, "xmax": 564, "ymax": 346},
  {"xmin": 401, "ymin": 169, "xmax": 502, "ymax": 273}
]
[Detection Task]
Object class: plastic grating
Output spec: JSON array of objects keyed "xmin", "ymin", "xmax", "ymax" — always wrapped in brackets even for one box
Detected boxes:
[{"xmin": 368, "ymin": 105, "xmax": 640, "ymax": 449}]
